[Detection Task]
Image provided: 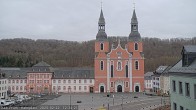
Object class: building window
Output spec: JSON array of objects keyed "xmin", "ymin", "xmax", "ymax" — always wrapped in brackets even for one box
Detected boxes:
[
  {"xmin": 20, "ymin": 80, "xmax": 23, "ymax": 83},
  {"xmin": 20, "ymin": 86, "xmax": 22, "ymax": 90},
  {"xmin": 58, "ymin": 80, "xmax": 61, "ymax": 83},
  {"xmin": 100, "ymin": 43, "xmax": 104, "ymax": 50},
  {"xmin": 180, "ymin": 106, "xmax": 184, "ymax": 110},
  {"xmin": 68, "ymin": 80, "xmax": 71, "ymax": 83},
  {"xmin": 25, "ymin": 80, "xmax": 27, "ymax": 83},
  {"xmin": 173, "ymin": 103, "xmax": 177, "ymax": 110},
  {"xmin": 172, "ymin": 80, "xmax": 176, "ymax": 92},
  {"xmin": 134, "ymin": 43, "xmax": 138, "ymax": 50},
  {"xmin": 79, "ymin": 86, "xmax": 81, "ymax": 90},
  {"xmin": 135, "ymin": 61, "xmax": 139, "ymax": 70},
  {"xmin": 63, "ymin": 86, "xmax": 66, "ymax": 90},
  {"xmin": 90, "ymin": 79, "xmax": 92, "ymax": 83},
  {"xmin": 53, "ymin": 80, "xmax": 56, "ymax": 83},
  {"xmin": 63, "ymin": 80, "xmax": 66, "ymax": 83},
  {"xmin": 117, "ymin": 61, "xmax": 122, "ymax": 71},
  {"xmin": 179, "ymin": 82, "xmax": 183, "ymax": 94},
  {"xmin": 16, "ymin": 80, "xmax": 19, "ymax": 83},
  {"xmin": 16, "ymin": 86, "xmax": 18, "ymax": 90},
  {"xmin": 74, "ymin": 80, "xmax": 76, "ymax": 83},
  {"xmin": 111, "ymin": 65, "xmax": 114, "ymax": 77},
  {"xmin": 12, "ymin": 86, "xmax": 15, "ymax": 91},
  {"xmin": 111, "ymin": 82, "xmax": 114, "ymax": 88},
  {"xmin": 74, "ymin": 86, "xmax": 76, "ymax": 90},
  {"xmin": 117, "ymin": 52, "xmax": 122, "ymax": 59},
  {"xmin": 79, "ymin": 80, "xmax": 81, "ymax": 83},
  {"xmin": 100, "ymin": 61, "xmax": 104, "ymax": 70},
  {"xmin": 84, "ymin": 79, "xmax": 87, "ymax": 83},
  {"xmin": 194, "ymin": 84, "xmax": 196, "ymax": 99},
  {"xmin": 185, "ymin": 83, "xmax": 190, "ymax": 97},
  {"xmin": 84, "ymin": 86, "xmax": 87, "ymax": 90},
  {"xmin": 58, "ymin": 86, "xmax": 61, "ymax": 90},
  {"xmin": 125, "ymin": 82, "xmax": 129, "ymax": 88},
  {"xmin": 8, "ymin": 80, "xmax": 11, "ymax": 83},
  {"xmin": 125, "ymin": 65, "xmax": 128, "ymax": 78}
]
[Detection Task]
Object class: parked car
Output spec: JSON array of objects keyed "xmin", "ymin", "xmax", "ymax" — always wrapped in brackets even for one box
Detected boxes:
[{"xmin": 0, "ymin": 99, "xmax": 11, "ymax": 107}]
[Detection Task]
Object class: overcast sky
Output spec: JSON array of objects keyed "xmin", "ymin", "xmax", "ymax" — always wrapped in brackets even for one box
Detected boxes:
[{"xmin": 0, "ymin": 0, "xmax": 196, "ymax": 41}]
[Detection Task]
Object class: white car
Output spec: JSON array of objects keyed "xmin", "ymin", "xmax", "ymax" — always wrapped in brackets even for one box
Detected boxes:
[{"xmin": 0, "ymin": 99, "xmax": 11, "ymax": 107}]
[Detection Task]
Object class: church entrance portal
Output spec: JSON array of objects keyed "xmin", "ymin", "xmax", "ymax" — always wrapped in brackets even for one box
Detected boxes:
[
  {"xmin": 100, "ymin": 86, "xmax": 104, "ymax": 93},
  {"xmin": 135, "ymin": 86, "xmax": 139, "ymax": 92},
  {"xmin": 117, "ymin": 85, "xmax": 122, "ymax": 92}
]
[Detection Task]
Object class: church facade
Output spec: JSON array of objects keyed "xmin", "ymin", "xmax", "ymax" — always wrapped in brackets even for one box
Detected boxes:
[{"xmin": 94, "ymin": 9, "xmax": 144, "ymax": 93}]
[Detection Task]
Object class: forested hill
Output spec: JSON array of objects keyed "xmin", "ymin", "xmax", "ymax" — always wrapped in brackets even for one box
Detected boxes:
[{"xmin": 0, "ymin": 37, "xmax": 196, "ymax": 72}]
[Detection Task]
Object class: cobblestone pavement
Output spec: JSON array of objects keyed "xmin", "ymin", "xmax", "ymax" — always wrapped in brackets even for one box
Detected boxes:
[{"xmin": 42, "ymin": 93, "xmax": 169, "ymax": 110}]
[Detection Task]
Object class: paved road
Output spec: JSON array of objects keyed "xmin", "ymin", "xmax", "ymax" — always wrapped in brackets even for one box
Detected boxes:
[{"xmin": 42, "ymin": 93, "xmax": 169, "ymax": 110}]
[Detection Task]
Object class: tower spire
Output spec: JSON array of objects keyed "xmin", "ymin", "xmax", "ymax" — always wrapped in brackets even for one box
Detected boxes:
[
  {"xmin": 128, "ymin": 6, "xmax": 141, "ymax": 41},
  {"xmin": 96, "ymin": 2, "xmax": 107, "ymax": 40}
]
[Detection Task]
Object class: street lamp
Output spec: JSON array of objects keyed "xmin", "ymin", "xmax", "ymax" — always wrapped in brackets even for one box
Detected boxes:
[
  {"xmin": 68, "ymin": 87, "xmax": 71, "ymax": 110},
  {"xmin": 121, "ymin": 95, "xmax": 124, "ymax": 110}
]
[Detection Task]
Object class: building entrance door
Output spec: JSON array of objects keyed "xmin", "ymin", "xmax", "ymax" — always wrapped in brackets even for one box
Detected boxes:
[
  {"xmin": 90, "ymin": 87, "xmax": 94, "ymax": 93},
  {"xmin": 117, "ymin": 85, "xmax": 122, "ymax": 92},
  {"xmin": 100, "ymin": 86, "xmax": 104, "ymax": 93},
  {"xmin": 135, "ymin": 86, "xmax": 139, "ymax": 92}
]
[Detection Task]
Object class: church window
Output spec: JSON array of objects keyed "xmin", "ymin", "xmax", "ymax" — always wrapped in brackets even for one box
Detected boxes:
[
  {"xmin": 117, "ymin": 52, "xmax": 122, "ymax": 58},
  {"xmin": 117, "ymin": 61, "xmax": 122, "ymax": 71},
  {"xmin": 110, "ymin": 61, "xmax": 114, "ymax": 77},
  {"xmin": 100, "ymin": 61, "xmax": 104, "ymax": 70},
  {"xmin": 135, "ymin": 61, "xmax": 139, "ymax": 70},
  {"xmin": 134, "ymin": 43, "xmax": 138, "ymax": 50},
  {"xmin": 125, "ymin": 65, "xmax": 128, "ymax": 77},
  {"xmin": 125, "ymin": 82, "xmax": 129, "ymax": 87},
  {"xmin": 111, "ymin": 82, "xmax": 114, "ymax": 88},
  {"xmin": 100, "ymin": 43, "xmax": 104, "ymax": 50}
]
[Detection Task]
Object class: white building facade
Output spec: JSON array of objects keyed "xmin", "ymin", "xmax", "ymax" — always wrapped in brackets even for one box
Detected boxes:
[
  {"xmin": 52, "ymin": 79, "xmax": 94, "ymax": 93},
  {"xmin": 144, "ymin": 72, "xmax": 153, "ymax": 92},
  {"xmin": 7, "ymin": 78, "xmax": 27, "ymax": 94},
  {"xmin": 0, "ymin": 78, "xmax": 8, "ymax": 99}
]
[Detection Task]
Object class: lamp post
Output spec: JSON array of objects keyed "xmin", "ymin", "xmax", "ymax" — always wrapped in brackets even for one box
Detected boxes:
[
  {"xmin": 121, "ymin": 95, "xmax": 124, "ymax": 110},
  {"xmin": 68, "ymin": 87, "xmax": 71, "ymax": 110},
  {"xmin": 113, "ymin": 88, "xmax": 114, "ymax": 106}
]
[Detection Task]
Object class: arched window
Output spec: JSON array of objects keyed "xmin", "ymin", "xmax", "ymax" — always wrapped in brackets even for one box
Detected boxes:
[
  {"xmin": 125, "ymin": 65, "xmax": 128, "ymax": 77},
  {"xmin": 117, "ymin": 61, "xmax": 122, "ymax": 71},
  {"xmin": 100, "ymin": 61, "xmax": 104, "ymax": 70},
  {"xmin": 134, "ymin": 43, "xmax": 138, "ymax": 50},
  {"xmin": 135, "ymin": 61, "xmax": 139, "ymax": 70},
  {"xmin": 111, "ymin": 65, "xmax": 114, "ymax": 77},
  {"xmin": 100, "ymin": 43, "xmax": 104, "ymax": 50}
]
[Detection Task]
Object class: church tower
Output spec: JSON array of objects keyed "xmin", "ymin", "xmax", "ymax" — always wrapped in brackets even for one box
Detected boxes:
[
  {"xmin": 94, "ymin": 9, "xmax": 109, "ymax": 93},
  {"xmin": 127, "ymin": 9, "xmax": 145, "ymax": 92}
]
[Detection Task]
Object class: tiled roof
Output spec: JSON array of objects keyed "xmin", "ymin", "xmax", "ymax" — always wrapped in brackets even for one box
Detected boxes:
[
  {"xmin": 183, "ymin": 45, "xmax": 196, "ymax": 53},
  {"xmin": 144, "ymin": 72, "xmax": 153, "ymax": 80},
  {"xmin": 0, "ymin": 68, "xmax": 30, "ymax": 79},
  {"xmin": 0, "ymin": 67, "xmax": 95, "ymax": 79},
  {"xmin": 155, "ymin": 66, "xmax": 168, "ymax": 74},
  {"xmin": 53, "ymin": 67, "xmax": 94, "ymax": 79},
  {"xmin": 169, "ymin": 59, "xmax": 196, "ymax": 74},
  {"xmin": 33, "ymin": 61, "xmax": 51, "ymax": 67}
]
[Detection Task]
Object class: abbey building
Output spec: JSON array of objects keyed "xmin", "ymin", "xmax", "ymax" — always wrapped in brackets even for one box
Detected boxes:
[
  {"xmin": 0, "ymin": 8, "xmax": 144, "ymax": 98},
  {"xmin": 94, "ymin": 9, "xmax": 144, "ymax": 93}
]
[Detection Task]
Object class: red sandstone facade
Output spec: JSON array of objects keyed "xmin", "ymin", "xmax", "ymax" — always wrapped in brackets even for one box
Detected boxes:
[{"xmin": 94, "ymin": 9, "xmax": 144, "ymax": 93}]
